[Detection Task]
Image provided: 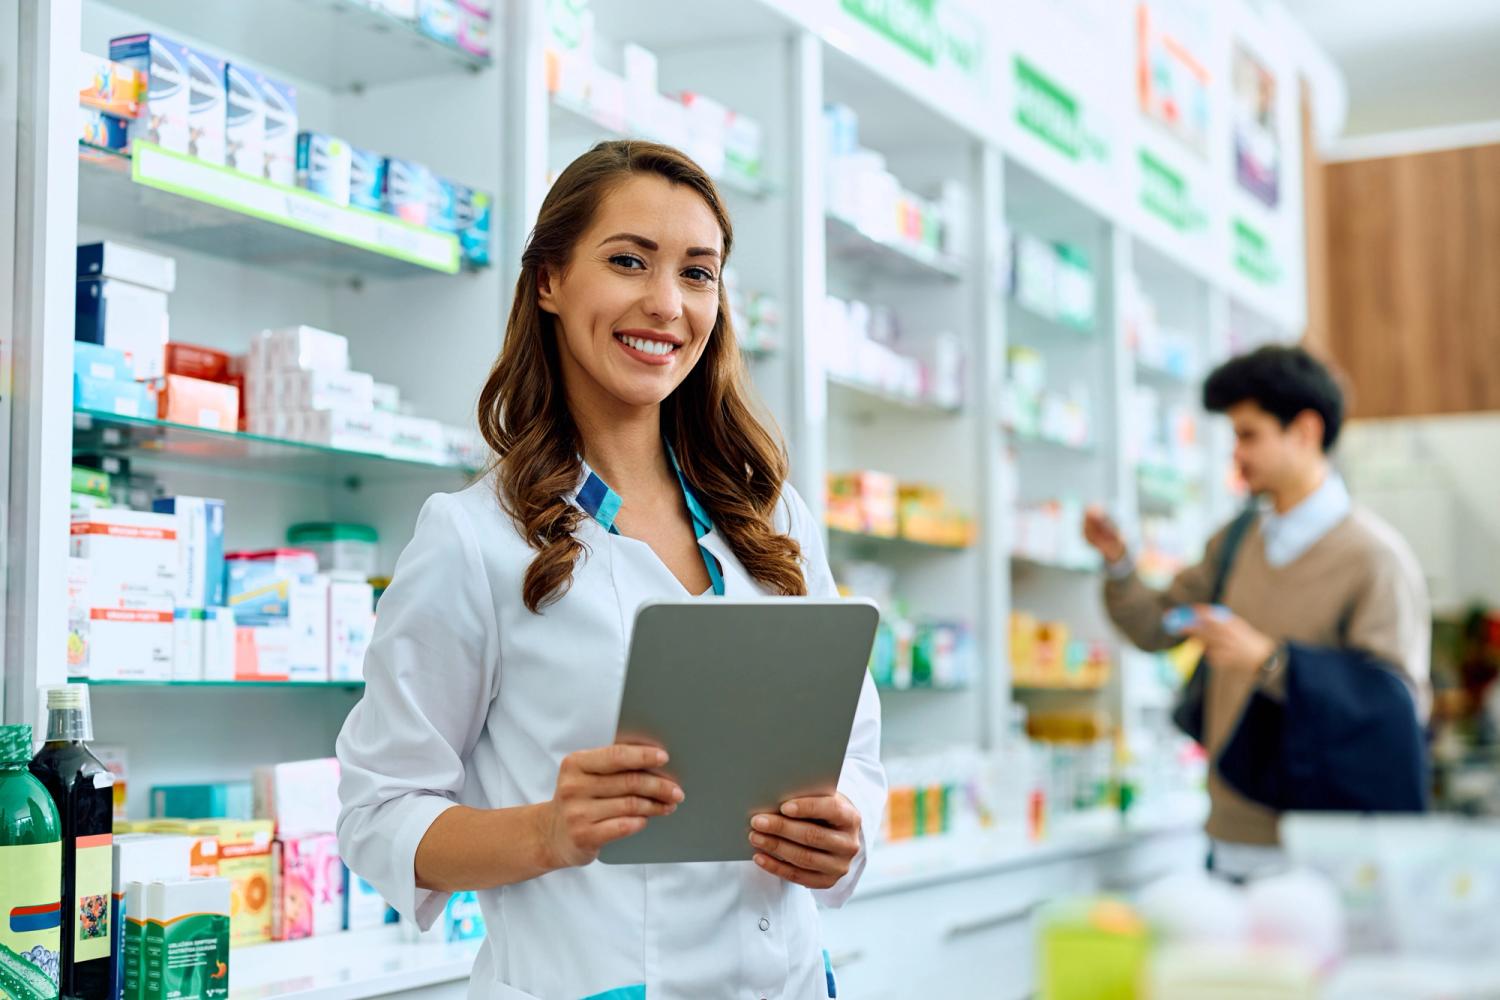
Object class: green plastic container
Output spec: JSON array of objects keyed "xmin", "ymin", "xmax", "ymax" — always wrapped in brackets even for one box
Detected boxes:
[{"xmin": 0, "ymin": 723, "xmax": 63, "ymax": 1000}]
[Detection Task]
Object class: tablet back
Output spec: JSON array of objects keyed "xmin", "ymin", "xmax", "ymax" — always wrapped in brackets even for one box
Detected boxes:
[{"xmin": 598, "ymin": 598, "xmax": 879, "ymax": 865}]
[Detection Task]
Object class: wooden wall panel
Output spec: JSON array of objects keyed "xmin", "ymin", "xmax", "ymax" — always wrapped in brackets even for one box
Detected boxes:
[
  {"xmin": 1323, "ymin": 143, "xmax": 1500, "ymax": 417},
  {"xmin": 1301, "ymin": 84, "xmax": 1332, "ymax": 359}
]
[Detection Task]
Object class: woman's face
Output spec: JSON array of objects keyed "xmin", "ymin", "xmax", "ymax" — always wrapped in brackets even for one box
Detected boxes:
[{"xmin": 540, "ymin": 173, "xmax": 723, "ymax": 412}]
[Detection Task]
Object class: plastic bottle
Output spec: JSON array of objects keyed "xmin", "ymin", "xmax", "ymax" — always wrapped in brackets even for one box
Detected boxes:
[
  {"xmin": 30, "ymin": 685, "xmax": 114, "ymax": 1000},
  {"xmin": 1, "ymin": 722, "xmax": 63, "ymax": 1000}
]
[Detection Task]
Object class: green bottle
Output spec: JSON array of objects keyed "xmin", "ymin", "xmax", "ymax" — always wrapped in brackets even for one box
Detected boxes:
[{"xmin": 0, "ymin": 723, "xmax": 63, "ymax": 1000}]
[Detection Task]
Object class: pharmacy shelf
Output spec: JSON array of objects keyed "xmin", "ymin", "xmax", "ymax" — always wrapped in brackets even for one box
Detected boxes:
[
  {"xmin": 828, "ymin": 527, "xmax": 974, "ymax": 554},
  {"xmin": 1005, "ymin": 429, "xmax": 1097, "ymax": 456},
  {"xmin": 233, "ymin": 925, "xmax": 480, "ymax": 1000},
  {"xmin": 827, "ymin": 374, "xmax": 963, "ymax": 420},
  {"xmin": 73, "ymin": 408, "xmax": 477, "ymax": 489},
  {"xmin": 1136, "ymin": 464, "xmax": 1194, "ymax": 513},
  {"xmin": 1010, "ymin": 554, "xmax": 1101, "ymax": 575},
  {"xmin": 876, "ymin": 682, "xmax": 973, "ymax": 695},
  {"xmin": 71, "ymin": 678, "xmax": 365, "ymax": 690},
  {"xmin": 1012, "ymin": 680, "xmax": 1108, "ymax": 694},
  {"xmin": 857, "ymin": 795, "xmax": 1208, "ymax": 900},
  {"xmin": 824, "ymin": 214, "xmax": 965, "ymax": 283},
  {"xmin": 97, "ymin": 0, "xmax": 490, "ymax": 92},
  {"xmin": 1007, "ymin": 299, "xmax": 1097, "ymax": 340},
  {"xmin": 1134, "ymin": 360, "xmax": 1198, "ymax": 387},
  {"xmin": 548, "ymin": 96, "xmax": 772, "ymax": 200},
  {"xmin": 78, "ymin": 142, "xmax": 463, "ymax": 281}
]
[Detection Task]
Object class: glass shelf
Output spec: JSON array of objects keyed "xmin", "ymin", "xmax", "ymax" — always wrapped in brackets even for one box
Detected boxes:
[
  {"xmin": 1006, "ymin": 428, "xmax": 1096, "ymax": 456},
  {"xmin": 97, "ymin": 0, "xmax": 490, "ymax": 92},
  {"xmin": 78, "ymin": 142, "xmax": 464, "ymax": 281},
  {"xmin": 825, "ymin": 214, "xmax": 965, "ymax": 282},
  {"xmin": 828, "ymin": 375, "xmax": 963, "ymax": 419},
  {"xmin": 1007, "ymin": 297, "xmax": 1097, "ymax": 338},
  {"xmin": 1012, "ymin": 681, "xmax": 1107, "ymax": 694},
  {"xmin": 1011, "ymin": 554, "xmax": 1101, "ymax": 575},
  {"xmin": 1134, "ymin": 360, "xmax": 1198, "ymax": 386},
  {"xmin": 876, "ymin": 682, "xmax": 972, "ymax": 694},
  {"xmin": 73, "ymin": 408, "xmax": 477, "ymax": 489},
  {"xmin": 828, "ymin": 527, "xmax": 974, "ymax": 553},
  {"xmin": 71, "ymin": 677, "xmax": 364, "ymax": 690}
]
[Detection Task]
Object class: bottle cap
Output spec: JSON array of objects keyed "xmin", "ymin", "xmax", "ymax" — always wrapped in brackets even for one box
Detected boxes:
[
  {"xmin": 44, "ymin": 684, "xmax": 93, "ymax": 742},
  {"xmin": 0, "ymin": 724, "xmax": 33, "ymax": 764}
]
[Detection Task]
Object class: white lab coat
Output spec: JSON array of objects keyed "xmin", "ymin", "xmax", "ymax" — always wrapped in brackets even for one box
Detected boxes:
[{"xmin": 336, "ymin": 477, "xmax": 886, "ymax": 1000}]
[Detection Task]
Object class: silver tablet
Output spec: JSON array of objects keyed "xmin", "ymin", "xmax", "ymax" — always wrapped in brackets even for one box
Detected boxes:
[{"xmin": 598, "ymin": 598, "xmax": 879, "ymax": 866}]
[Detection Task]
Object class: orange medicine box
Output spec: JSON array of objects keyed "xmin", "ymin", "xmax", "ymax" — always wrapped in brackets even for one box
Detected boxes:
[
  {"xmin": 165, "ymin": 343, "xmax": 233, "ymax": 383},
  {"xmin": 79, "ymin": 53, "xmax": 145, "ymax": 118},
  {"xmin": 157, "ymin": 374, "xmax": 239, "ymax": 431},
  {"xmin": 190, "ymin": 820, "xmax": 275, "ymax": 948}
]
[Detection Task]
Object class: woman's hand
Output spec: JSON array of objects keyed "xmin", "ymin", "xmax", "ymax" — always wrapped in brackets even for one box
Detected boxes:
[
  {"xmin": 748, "ymin": 793, "xmax": 862, "ymax": 890},
  {"xmin": 541, "ymin": 744, "xmax": 684, "ymax": 870}
]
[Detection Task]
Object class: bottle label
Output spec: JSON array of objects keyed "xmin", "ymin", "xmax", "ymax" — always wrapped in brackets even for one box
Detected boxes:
[
  {"xmin": 0, "ymin": 841, "xmax": 63, "ymax": 1000},
  {"xmin": 74, "ymin": 834, "xmax": 113, "ymax": 962}
]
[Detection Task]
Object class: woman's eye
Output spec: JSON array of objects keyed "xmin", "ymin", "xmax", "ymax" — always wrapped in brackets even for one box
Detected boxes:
[
  {"xmin": 610, "ymin": 254, "xmax": 646, "ymax": 270},
  {"xmin": 683, "ymin": 266, "xmax": 717, "ymax": 284}
]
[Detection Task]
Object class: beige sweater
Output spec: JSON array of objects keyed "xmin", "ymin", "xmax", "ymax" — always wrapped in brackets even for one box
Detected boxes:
[{"xmin": 1104, "ymin": 507, "xmax": 1431, "ymax": 846}]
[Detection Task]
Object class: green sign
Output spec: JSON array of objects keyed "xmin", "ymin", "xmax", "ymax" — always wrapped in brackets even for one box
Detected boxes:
[
  {"xmin": 1015, "ymin": 57, "xmax": 1080, "ymax": 160},
  {"xmin": 1139, "ymin": 149, "xmax": 1205, "ymax": 233},
  {"xmin": 840, "ymin": 0, "xmax": 983, "ymax": 78},
  {"xmin": 1233, "ymin": 218, "xmax": 1279, "ymax": 285}
]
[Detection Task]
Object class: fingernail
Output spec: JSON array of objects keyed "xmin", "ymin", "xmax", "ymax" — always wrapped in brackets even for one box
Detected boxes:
[
  {"xmin": 672, "ymin": 788, "xmax": 685, "ymax": 803},
  {"xmin": 783, "ymin": 802, "xmax": 800, "ymax": 817},
  {"xmin": 750, "ymin": 834, "xmax": 768, "ymax": 848},
  {"xmin": 656, "ymin": 751, "xmax": 669, "ymax": 766},
  {"xmin": 753, "ymin": 855, "xmax": 768, "ymax": 868},
  {"xmin": 751, "ymin": 815, "xmax": 771, "ymax": 831}
]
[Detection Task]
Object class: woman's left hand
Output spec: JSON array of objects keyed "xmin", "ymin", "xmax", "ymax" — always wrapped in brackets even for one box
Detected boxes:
[{"xmin": 748, "ymin": 793, "xmax": 861, "ymax": 889}]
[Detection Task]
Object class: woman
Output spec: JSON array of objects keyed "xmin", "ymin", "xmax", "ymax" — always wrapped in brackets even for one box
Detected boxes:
[{"xmin": 336, "ymin": 140, "xmax": 885, "ymax": 1000}]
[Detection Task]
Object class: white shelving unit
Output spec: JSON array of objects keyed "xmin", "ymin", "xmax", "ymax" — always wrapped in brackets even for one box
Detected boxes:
[{"xmin": 7, "ymin": 1, "xmax": 1323, "ymax": 996}]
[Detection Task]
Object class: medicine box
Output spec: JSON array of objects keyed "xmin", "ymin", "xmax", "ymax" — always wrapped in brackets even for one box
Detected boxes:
[
  {"xmin": 71, "ymin": 509, "xmax": 178, "ymax": 602},
  {"xmin": 276, "ymin": 368, "xmax": 375, "ymax": 413},
  {"xmin": 74, "ymin": 341, "xmax": 132, "ymax": 384},
  {"xmin": 164, "ymin": 342, "xmax": 232, "ymax": 382},
  {"xmin": 203, "ymin": 608, "xmax": 236, "ymax": 681},
  {"xmin": 226, "ymin": 549, "xmax": 319, "ymax": 620},
  {"xmin": 328, "ymin": 577, "xmax": 374, "ymax": 682},
  {"xmin": 429, "ymin": 175, "xmax": 458, "ymax": 233},
  {"xmin": 349, "ymin": 146, "xmax": 386, "ymax": 212},
  {"xmin": 296, "ymin": 132, "xmax": 352, "ymax": 206},
  {"xmin": 109, "ymin": 34, "xmax": 191, "ymax": 154},
  {"xmin": 73, "ymin": 373, "xmax": 153, "ymax": 418},
  {"xmin": 287, "ymin": 575, "xmax": 331, "ymax": 681},
  {"xmin": 296, "ymin": 409, "xmax": 393, "ymax": 453},
  {"xmin": 274, "ymin": 834, "xmax": 345, "ymax": 942},
  {"xmin": 264, "ymin": 325, "xmax": 349, "ymax": 372},
  {"xmin": 383, "ymin": 158, "xmax": 432, "ymax": 226},
  {"xmin": 156, "ymin": 374, "xmax": 239, "ymax": 431},
  {"xmin": 84, "ymin": 606, "xmax": 175, "ymax": 681},
  {"xmin": 252, "ymin": 758, "xmax": 341, "ymax": 839},
  {"xmin": 173, "ymin": 607, "xmax": 205, "ymax": 680},
  {"xmin": 257, "ymin": 73, "xmax": 298, "ymax": 186},
  {"xmin": 371, "ymin": 382, "xmax": 401, "ymax": 414},
  {"xmin": 68, "ymin": 557, "xmax": 91, "ymax": 674},
  {"xmin": 344, "ymin": 871, "xmax": 393, "ymax": 932},
  {"xmin": 80, "ymin": 107, "xmax": 131, "ymax": 152},
  {"xmin": 112, "ymin": 834, "xmax": 193, "ymax": 1000},
  {"xmin": 454, "ymin": 184, "xmax": 492, "ymax": 267},
  {"xmin": 142, "ymin": 878, "xmax": 232, "ymax": 1000},
  {"xmin": 80, "ymin": 53, "xmax": 145, "ymax": 118},
  {"xmin": 184, "ymin": 820, "xmax": 273, "ymax": 950},
  {"xmin": 417, "ymin": 0, "xmax": 461, "ymax": 46},
  {"xmin": 185, "ymin": 47, "xmax": 226, "ymax": 165},
  {"xmin": 77, "ymin": 241, "xmax": 177, "ymax": 293},
  {"xmin": 224, "ymin": 63, "xmax": 264, "ymax": 176},
  {"xmin": 389, "ymin": 415, "xmax": 445, "ymax": 463},
  {"xmin": 457, "ymin": 7, "xmax": 491, "ymax": 58},
  {"xmin": 234, "ymin": 624, "xmax": 292, "ymax": 681},
  {"xmin": 76, "ymin": 276, "xmax": 169, "ymax": 380},
  {"xmin": 151, "ymin": 782, "xmax": 252, "ymax": 821},
  {"xmin": 152, "ymin": 496, "xmax": 226, "ymax": 608}
]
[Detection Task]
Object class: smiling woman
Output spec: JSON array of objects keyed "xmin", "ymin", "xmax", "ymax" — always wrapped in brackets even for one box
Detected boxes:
[{"xmin": 335, "ymin": 139, "xmax": 886, "ymax": 1000}]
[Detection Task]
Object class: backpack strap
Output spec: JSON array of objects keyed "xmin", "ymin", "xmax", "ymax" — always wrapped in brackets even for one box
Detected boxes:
[{"xmin": 1211, "ymin": 505, "xmax": 1259, "ymax": 604}]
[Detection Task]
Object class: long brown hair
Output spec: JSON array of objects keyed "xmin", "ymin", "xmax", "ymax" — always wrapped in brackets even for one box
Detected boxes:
[{"xmin": 477, "ymin": 140, "xmax": 807, "ymax": 613}]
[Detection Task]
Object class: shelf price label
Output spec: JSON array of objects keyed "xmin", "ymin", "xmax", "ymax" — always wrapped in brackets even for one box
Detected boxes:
[{"xmin": 131, "ymin": 143, "xmax": 461, "ymax": 274}]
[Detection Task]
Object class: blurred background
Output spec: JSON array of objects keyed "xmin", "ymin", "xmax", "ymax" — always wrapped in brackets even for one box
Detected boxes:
[{"xmin": 4, "ymin": 1, "xmax": 1500, "ymax": 998}]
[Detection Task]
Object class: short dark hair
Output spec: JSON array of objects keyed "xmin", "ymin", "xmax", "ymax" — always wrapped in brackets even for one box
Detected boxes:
[{"xmin": 1203, "ymin": 346, "xmax": 1344, "ymax": 451}]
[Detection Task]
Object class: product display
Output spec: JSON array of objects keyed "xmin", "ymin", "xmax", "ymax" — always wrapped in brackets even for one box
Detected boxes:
[
  {"xmin": 139, "ymin": 878, "xmax": 231, "ymax": 1000},
  {"xmin": 826, "ymin": 472, "xmax": 975, "ymax": 548},
  {"xmin": 1010, "ymin": 499, "xmax": 1102, "ymax": 570},
  {"xmin": 109, "ymin": 35, "xmax": 190, "ymax": 155},
  {"xmin": 1010, "ymin": 613, "xmax": 1114, "ymax": 689},
  {"xmin": 30, "ymin": 686, "xmax": 115, "ymax": 1000},
  {"xmin": 1010, "ymin": 232, "xmax": 1097, "ymax": 331},
  {"xmin": 822, "ymin": 295, "xmax": 964, "ymax": 408},
  {"xmin": 1004, "ymin": 347, "xmax": 1093, "ymax": 448}
]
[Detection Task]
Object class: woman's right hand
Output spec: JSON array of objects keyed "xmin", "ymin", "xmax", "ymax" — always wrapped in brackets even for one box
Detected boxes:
[{"xmin": 541, "ymin": 744, "xmax": 684, "ymax": 869}]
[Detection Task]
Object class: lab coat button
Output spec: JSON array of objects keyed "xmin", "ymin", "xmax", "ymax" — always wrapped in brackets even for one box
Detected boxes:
[{"xmin": 758, "ymin": 917, "xmax": 770, "ymax": 931}]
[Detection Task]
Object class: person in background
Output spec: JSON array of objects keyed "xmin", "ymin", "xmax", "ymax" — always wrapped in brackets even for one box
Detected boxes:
[{"xmin": 1083, "ymin": 345, "xmax": 1431, "ymax": 882}]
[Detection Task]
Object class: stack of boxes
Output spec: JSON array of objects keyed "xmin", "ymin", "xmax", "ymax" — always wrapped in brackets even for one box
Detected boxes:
[
  {"xmin": 68, "ymin": 508, "xmax": 178, "ymax": 681},
  {"xmin": 225, "ymin": 547, "xmax": 375, "ymax": 685},
  {"xmin": 79, "ymin": 51, "xmax": 144, "ymax": 153},
  {"xmin": 76, "ymin": 241, "xmax": 174, "ymax": 393}
]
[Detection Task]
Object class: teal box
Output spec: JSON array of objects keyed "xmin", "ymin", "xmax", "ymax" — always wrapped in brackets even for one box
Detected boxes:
[
  {"xmin": 74, "ymin": 373, "xmax": 152, "ymax": 417},
  {"xmin": 150, "ymin": 781, "xmax": 254, "ymax": 820},
  {"xmin": 74, "ymin": 341, "xmax": 133, "ymax": 383}
]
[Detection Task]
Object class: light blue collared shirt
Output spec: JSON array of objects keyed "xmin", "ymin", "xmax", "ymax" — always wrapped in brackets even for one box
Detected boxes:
[{"xmin": 1257, "ymin": 470, "xmax": 1351, "ymax": 568}]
